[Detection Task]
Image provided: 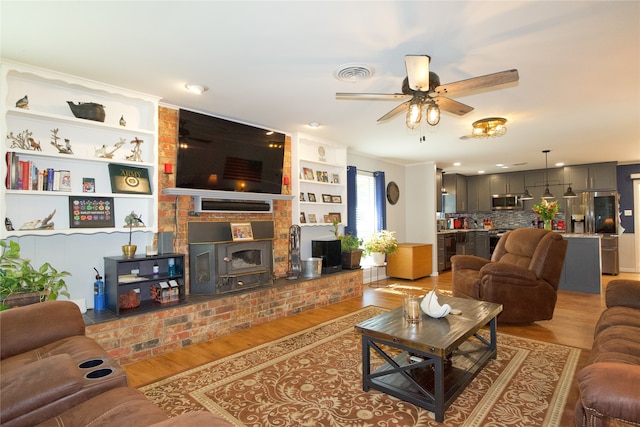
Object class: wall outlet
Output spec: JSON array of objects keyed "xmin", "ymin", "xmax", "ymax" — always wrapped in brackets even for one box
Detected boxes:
[{"xmin": 624, "ymin": 209, "xmax": 633, "ymax": 216}]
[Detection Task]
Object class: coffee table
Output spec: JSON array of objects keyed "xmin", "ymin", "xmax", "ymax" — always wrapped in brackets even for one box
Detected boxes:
[{"xmin": 354, "ymin": 296, "xmax": 503, "ymax": 422}]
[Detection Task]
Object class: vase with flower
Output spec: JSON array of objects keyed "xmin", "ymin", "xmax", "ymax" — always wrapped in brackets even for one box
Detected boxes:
[
  {"xmin": 122, "ymin": 211, "xmax": 144, "ymax": 257},
  {"xmin": 532, "ymin": 199, "xmax": 559, "ymax": 230},
  {"xmin": 363, "ymin": 230, "xmax": 398, "ymax": 266}
]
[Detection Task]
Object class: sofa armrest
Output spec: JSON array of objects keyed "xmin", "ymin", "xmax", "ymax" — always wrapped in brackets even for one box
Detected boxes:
[
  {"xmin": 451, "ymin": 255, "xmax": 491, "ymax": 272},
  {"xmin": 479, "ymin": 262, "xmax": 537, "ymax": 284},
  {"xmin": 577, "ymin": 362, "xmax": 640, "ymax": 425},
  {"xmin": 606, "ymin": 280, "xmax": 640, "ymax": 309},
  {"xmin": 0, "ymin": 354, "xmax": 83, "ymax": 424},
  {"xmin": 0, "ymin": 301, "xmax": 85, "ymax": 360}
]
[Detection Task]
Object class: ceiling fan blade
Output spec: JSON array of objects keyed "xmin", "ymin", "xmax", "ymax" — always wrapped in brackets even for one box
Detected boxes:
[
  {"xmin": 433, "ymin": 96, "xmax": 474, "ymax": 116},
  {"xmin": 405, "ymin": 55, "xmax": 430, "ymax": 92},
  {"xmin": 434, "ymin": 69, "xmax": 519, "ymax": 97},
  {"xmin": 377, "ymin": 100, "xmax": 411, "ymax": 122},
  {"xmin": 336, "ymin": 92, "xmax": 410, "ymax": 100}
]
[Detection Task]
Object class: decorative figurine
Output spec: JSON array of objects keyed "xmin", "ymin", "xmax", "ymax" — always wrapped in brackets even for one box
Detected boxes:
[
  {"xmin": 19, "ymin": 209, "xmax": 56, "ymax": 230},
  {"xmin": 125, "ymin": 137, "xmax": 143, "ymax": 162},
  {"xmin": 15, "ymin": 95, "xmax": 29, "ymax": 109},
  {"xmin": 50, "ymin": 128, "xmax": 73, "ymax": 154},
  {"xmin": 119, "ymin": 115, "xmax": 127, "ymax": 126},
  {"xmin": 7, "ymin": 129, "xmax": 40, "ymax": 150},
  {"xmin": 95, "ymin": 138, "xmax": 126, "ymax": 159},
  {"xmin": 5, "ymin": 217, "xmax": 14, "ymax": 231}
]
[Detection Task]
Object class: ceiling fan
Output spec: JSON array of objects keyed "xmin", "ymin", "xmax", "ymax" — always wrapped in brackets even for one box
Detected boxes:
[{"xmin": 336, "ymin": 55, "xmax": 519, "ymax": 129}]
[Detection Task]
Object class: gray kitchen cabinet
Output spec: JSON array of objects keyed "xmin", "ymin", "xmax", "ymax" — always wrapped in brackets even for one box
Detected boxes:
[
  {"xmin": 443, "ymin": 173, "xmax": 467, "ymax": 213},
  {"xmin": 474, "ymin": 231, "xmax": 490, "ymax": 259},
  {"xmin": 437, "ymin": 234, "xmax": 445, "ymax": 272},
  {"xmin": 466, "ymin": 174, "xmax": 491, "ymax": 212},
  {"xmin": 437, "ymin": 169, "xmax": 443, "ymax": 212},
  {"xmin": 490, "ymin": 172, "xmax": 524, "ymax": 195},
  {"xmin": 564, "ymin": 163, "xmax": 617, "ymax": 192}
]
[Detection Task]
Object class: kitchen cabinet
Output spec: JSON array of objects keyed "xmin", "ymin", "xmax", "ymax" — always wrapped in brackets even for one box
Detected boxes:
[
  {"xmin": 104, "ymin": 253, "xmax": 186, "ymax": 316},
  {"xmin": 474, "ymin": 231, "xmax": 490, "ymax": 259},
  {"xmin": 443, "ymin": 173, "xmax": 467, "ymax": 213},
  {"xmin": 490, "ymin": 172, "xmax": 524, "ymax": 195},
  {"xmin": 466, "ymin": 174, "xmax": 491, "ymax": 212},
  {"xmin": 436, "ymin": 169, "xmax": 443, "ymax": 212},
  {"xmin": 564, "ymin": 163, "xmax": 617, "ymax": 192},
  {"xmin": 291, "ymin": 133, "xmax": 346, "ymax": 228},
  {"xmin": 1, "ymin": 60, "xmax": 159, "ymax": 239}
]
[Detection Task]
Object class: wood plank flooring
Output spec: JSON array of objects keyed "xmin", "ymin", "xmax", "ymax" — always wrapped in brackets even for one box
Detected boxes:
[{"xmin": 124, "ymin": 270, "xmax": 640, "ymax": 424}]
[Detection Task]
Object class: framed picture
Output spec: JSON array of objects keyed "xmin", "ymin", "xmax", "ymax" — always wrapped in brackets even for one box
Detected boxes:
[
  {"xmin": 230, "ymin": 222, "xmax": 254, "ymax": 241},
  {"xmin": 308, "ymin": 213, "xmax": 317, "ymax": 223},
  {"xmin": 307, "ymin": 192, "xmax": 316, "ymax": 202},
  {"xmin": 321, "ymin": 171, "xmax": 329, "ymax": 182},
  {"xmin": 322, "ymin": 194, "xmax": 332, "ymax": 203},
  {"xmin": 69, "ymin": 196, "xmax": 114, "ymax": 228},
  {"xmin": 316, "ymin": 170, "xmax": 323, "ymax": 182},
  {"xmin": 332, "ymin": 173, "xmax": 340, "ymax": 184},
  {"xmin": 323, "ymin": 214, "xmax": 331, "ymax": 224},
  {"xmin": 303, "ymin": 167, "xmax": 314, "ymax": 180},
  {"xmin": 331, "ymin": 195, "xmax": 342, "ymax": 204},
  {"xmin": 300, "ymin": 192, "xmax": 305, "ymax": 202},
  {"xmin": 328, "ymin": 212, "xmax": 342, "ymax": 223},
  {"xmin": 108, "ymin": 163, "xmax": 152, "ymax": 194},
  {"xmin": 300, "ymin": 212, "xmax": 306, "ymax": 223},
  {"xmin": 82, "ymin": 177, "xmax": 95, "ymax": 193}
]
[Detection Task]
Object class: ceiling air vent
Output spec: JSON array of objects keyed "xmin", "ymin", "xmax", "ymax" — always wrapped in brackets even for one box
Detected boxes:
[{"xmin": 333, "ymin": 64, "xmax": 374, "ymax": 82}]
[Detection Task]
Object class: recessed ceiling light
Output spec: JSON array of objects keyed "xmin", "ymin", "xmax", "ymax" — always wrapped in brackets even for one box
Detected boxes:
[
  {"xmin": 453, "ymin": 162, "xmax": 461, "ymax": 166},
  {"xmin": 478, "ymin": 170, "xmax": 485, "ymax": 174},
  {"xmin": 308, "ymin": 122, "xmax": 320, "ymax": 128},
  {"xmin": 501, "ymin": 165, "xmax": 509, "ymax": 169},
  {"xmin": 555, "ymin": 162, "xmax": 564, "ymax": 167},
  {"xmin": 185, "ymin": 83, "xmax": 208, "ymax": 95},
  {"xmin": 496, "ymin": 163, "xmax": 504, "ymax": 167}
]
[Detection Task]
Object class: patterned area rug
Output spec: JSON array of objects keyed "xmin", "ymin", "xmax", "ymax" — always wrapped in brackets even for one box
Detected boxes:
[{"xmin": 140, "ymin": 307, "xmax": 580, "ymax": 427}]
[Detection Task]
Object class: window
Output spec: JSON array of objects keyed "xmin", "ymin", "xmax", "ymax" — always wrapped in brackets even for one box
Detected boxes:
[{"xmin": 356, "ymin": 172, "xmax": 376, "ymax": 240}]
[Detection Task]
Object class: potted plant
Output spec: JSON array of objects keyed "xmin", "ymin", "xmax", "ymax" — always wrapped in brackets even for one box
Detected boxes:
[
  {"xmin": 331, "ymin": 220, "xmax": 363, "ymax": 269},
  {"xmin": 363, "ymin": 230, "xmax": 398, "ymax": 266},
  {"xmin": 0, "ymin": 240, "xmax": 70, "ymax": 310},
  {"xmin": 123, "ymin": 211, "xmax": 144, "ymax": 257},
  {"xmin": 532, "ymin": 199, "xmax": 559, "ymax": 230}
]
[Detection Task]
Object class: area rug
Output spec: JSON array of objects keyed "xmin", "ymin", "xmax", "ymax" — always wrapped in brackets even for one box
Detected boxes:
[{"xmin": 140, "ymin": 306, "xmax": 580, "ymax": 427}]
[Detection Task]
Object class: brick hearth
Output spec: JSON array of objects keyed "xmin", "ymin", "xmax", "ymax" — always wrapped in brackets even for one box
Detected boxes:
[{"xmin": 86, "ymin": 270, "xmax": 363, "ymax": 365}]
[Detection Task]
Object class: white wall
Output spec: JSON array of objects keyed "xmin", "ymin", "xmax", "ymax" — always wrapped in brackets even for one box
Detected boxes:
[{"xmin": 4, "ymin": 231, "xmax": 154, "ymax": 309}]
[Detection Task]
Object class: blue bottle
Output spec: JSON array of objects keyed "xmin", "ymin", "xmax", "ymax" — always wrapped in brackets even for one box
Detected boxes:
[{"xmin": 93, "ymin": 267, "xmax": 105, "ymax": 311}]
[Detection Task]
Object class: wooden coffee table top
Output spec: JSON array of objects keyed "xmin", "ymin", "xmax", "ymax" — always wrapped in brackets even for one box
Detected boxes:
[{"xmin": 355, "ymin": 296, "xmax": 503, "ymax": 358}]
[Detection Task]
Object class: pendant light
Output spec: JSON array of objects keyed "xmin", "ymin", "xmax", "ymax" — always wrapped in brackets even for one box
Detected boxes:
[
  {"xmin": 563, "ymin": 185, "xmax": 577, "ymax": 198},
  {"xmin": 521, "ymin": 188, "xmax": 533, "ymax": 200},
  {"xmin": 542, "ymin": 149, "xmax": 554, "ymax": 199}
]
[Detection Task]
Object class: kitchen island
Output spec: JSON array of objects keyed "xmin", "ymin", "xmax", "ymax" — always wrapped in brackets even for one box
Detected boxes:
[{"xmin": 558, "ymin": 234, "xmax": 602, "ymax": 293}]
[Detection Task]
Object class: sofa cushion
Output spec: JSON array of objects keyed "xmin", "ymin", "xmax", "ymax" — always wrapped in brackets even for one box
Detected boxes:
[
  {"xmin": 1, "ymin": 354, "xmax": 82, "ymax": 425},
  {"xmin": 591, "ymin": 325, "xmax": 640, "ymax": 364},
  {"xmin": 594, "ymin": 306, "xmax": 640, "ymax": 336}
]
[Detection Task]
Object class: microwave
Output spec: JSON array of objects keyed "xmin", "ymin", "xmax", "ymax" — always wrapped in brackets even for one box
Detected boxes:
[{"xmin": 491, "ymin": 194, "xmax": 523, "ymax": 210}]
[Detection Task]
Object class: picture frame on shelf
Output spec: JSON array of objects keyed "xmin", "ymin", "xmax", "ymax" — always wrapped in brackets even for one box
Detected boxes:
[
  {"xmin": 300, "ymin": 212, "xmax": 306, "ymax": 223},
  {"xmin": 303, "ymin": 167, "xmax": 314, "ymax": 180},
  {"xmin": 331, "ymin": 195, "xmax": 342, "ymax": 204},
  {"xmin": 323, "ymin": 214, "xmax": 331, "ymax": 224},
  {"xmin": 69, "ymin": 196, "xmax": 114, "ymax": 228},
  {"xmin": 308, "ymin": 192, "xmax": 316, "ymax": 202},
  {"xmin": 332, "ymin": 173, "xmax": 340, "ymax": 184},
  {"xmin": 230, "ymin": 222, "xmax": 254, "ymax": 241},
  {"xmin": 308, "ymin": 213, "xmax": 317, "ymax": 223},
  {"xmin": 82, "ymin": 177, "xmax": 95, "ymax": 193},
  {"xmin": 322, "ymin": 194, "xmax": 332, "ymax": 203},
  {"xmin": 328, "ymin": 212, "xmax": 342, "ymax": 223},
  {"xmin": 108, "ymin": 163, "xmax": 152, "ymax": 195},
  {"xmin": 300, "ymin": 192, "xmax": 305, "ymax": 201}
]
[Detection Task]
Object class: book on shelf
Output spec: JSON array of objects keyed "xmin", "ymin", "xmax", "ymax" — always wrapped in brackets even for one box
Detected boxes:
[{"xmin": 4, "ymin": 153, "xmax": 72, "ymax": 192}]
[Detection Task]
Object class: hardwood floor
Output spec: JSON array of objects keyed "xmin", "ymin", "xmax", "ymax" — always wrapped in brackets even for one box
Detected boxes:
[{"xmin": 124, "ymin": 270, "xmax": 640, "ymax": 423}]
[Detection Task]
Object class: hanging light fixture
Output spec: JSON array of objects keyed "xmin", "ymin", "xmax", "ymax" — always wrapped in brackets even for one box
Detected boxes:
[
  {"xmin": 521, "ymin": 188, "xmax": 533, "ymax": 200},
  {"xmin": 563, "ymin": 185, "xmax": 577, "ymax": 198},
  {"xmin": 542, "ymin": 149, "xmax": 554, "ymax": 199},
  {"xmin": 471, "ymin": 117, "xmax": 507, "ymax": 138}
]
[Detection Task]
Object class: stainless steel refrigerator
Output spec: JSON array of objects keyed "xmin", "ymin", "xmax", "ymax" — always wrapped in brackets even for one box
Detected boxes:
[{"xmin": 565, "ymin": 191, "xmax": 619, "ymax": 275}]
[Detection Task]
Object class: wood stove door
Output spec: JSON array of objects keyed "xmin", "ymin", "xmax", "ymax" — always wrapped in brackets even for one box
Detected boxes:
[{"xmin": 189, "ymin": 244, "xmax": 216, "ymax": 294}]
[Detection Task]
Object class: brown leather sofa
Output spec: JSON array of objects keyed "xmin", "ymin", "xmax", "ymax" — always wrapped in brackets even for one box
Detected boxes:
[
  {"xmin": 574, "ymin": 279, "xmax": 640, "ymax": 427},
  {"xmin": 451, "ymin": 228, "xmax": 568, "ymax": 323},
  {"xmin": 0, "ymin": 301, "xmax": 230, "ymax": 426}
]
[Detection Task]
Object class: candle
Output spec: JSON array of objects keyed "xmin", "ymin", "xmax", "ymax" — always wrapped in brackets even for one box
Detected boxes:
[
  {"xmin": 283, "ymin": 176, "xmax": 290, "ymax": 185},
  {"xmin": 164, "ymin": 163, "xmax": 173, "ymax": 173}
]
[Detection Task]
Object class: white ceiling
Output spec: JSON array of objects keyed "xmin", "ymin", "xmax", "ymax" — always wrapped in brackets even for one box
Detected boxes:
[{"xmin": 1, "ymin": 1, "xmax": 639, "ymax": 175}]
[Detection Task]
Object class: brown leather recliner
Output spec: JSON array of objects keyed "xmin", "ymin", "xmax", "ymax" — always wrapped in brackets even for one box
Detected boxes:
[{"xmin": 451, "ymin": 228, "xmax": 568, "ymax": 323}]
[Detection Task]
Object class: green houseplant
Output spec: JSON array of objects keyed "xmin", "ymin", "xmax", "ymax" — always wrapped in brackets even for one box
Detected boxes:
[
  {"xmin": 363, "ymin": 230, "xmax": 398, "ymax": 266},
  {"xmin": 332, "ymin": 220, "xmax": 364, "ymax": 269},
  {"xmin": 0, "ymin": 240, "xmax": 70, "ymax": 310}
]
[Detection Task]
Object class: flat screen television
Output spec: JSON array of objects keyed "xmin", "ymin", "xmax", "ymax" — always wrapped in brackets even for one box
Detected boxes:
[{"xmin": 176, "ymin": 109, "xmax": 286, "ymax": 194}]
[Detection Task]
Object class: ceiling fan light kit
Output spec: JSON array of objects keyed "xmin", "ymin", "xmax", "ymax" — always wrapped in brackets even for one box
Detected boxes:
[
  {"xmin": 471, "ymin": 117, "xmax": 507, "ymax": 138},
  {"xmin": 336, "ymin": 54, "xmax": 519, "ymax": 132}
]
